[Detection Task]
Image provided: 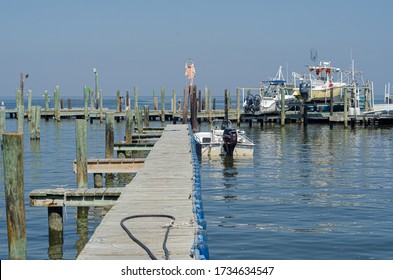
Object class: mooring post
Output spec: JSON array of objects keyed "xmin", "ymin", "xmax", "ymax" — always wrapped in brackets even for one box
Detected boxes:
[
  {"xmin": 45, "ymin": 90, "xmax": 50, "ymax": 111},
  {"xmin": 0, "ymin": 109, "xmax": 5, "ymax": 143},
  {"xmin": 182, "ymin": 86, "xmax": 189, "ymax": 124},
  {"xmin": 125, "ymin": 110, "xmax": 133, "ymax": 144},
  {"xmin": 3, "ymin": 132, "xmax": 26, "ymax": 259},
  {"xmin": 83, "ymin": 86, "xmax": 89, "ymax": 120},
  {"xmin": 76, "ymin": 119, "xmax": 88, "ymax": 188},
  {"xmin": 198, "ymin": 89, "xmax": 202, "ymax": 113},
  {"xmin": 154, "ymin": 97, "xmax": 158, "ymax": 110},
  {"xmin": 17, "ymin": 105, "xmax": 24, "ymax": 133},
  {"xmin": 344, "ymin": 88, "xmax": 348, "ymax": 128},
  {"xmin": 224, "ymin": 89, "xmax": 229, "ymax": 121},
  {"xmin": 105, "ymin": 112, "xmax": 115, "ymax": 159},
  {"xmin": 48, "ymin": 206, "xmax": 63, "ymax": 259},
  {"xmin": 137, "ymin": 106, "xmax": 143, "ymax": 134},
  {"xmin": 116, "ymin": 90, "xmax": 121, "ymax": 113},
  {"xmin": 161, "ymin": 86, "xmax": 166, "ymax": 123},
  {"xmin": 190, "ymin": 85, "xmax": 198, "ymax": 132},
  {"xmin": 144, "ymin": 105, "xmax": 150, "ymax": 128},
  {"xmin": 172, "ymin": 89, "xmax": 177, "ymax": 124},
  {"xmin": 134, "ymin": 86, "xmax": 139, "ymax": 112},
  {"xmin": 236, "ymin": 88, "xmax": 241, "ymax": 128},
  {"xmin": 30, "ymin": 106, "xmax": 36, "ymax": 139},
  {"xmin": 27, "ymin": 90, "xmax": 32, "ymax": 122},
  {"xmin": 126, "ymin": 90, "xmax": 130, "ymax": 110},
  {"xmin": 100, "ymin": 90, "xmax": 103, "ymax": 123},
  {"xmin": 16, "ymin": 88, "xmax": 23, "ymax": 108},
  {"xmin": 208, "ymin": 89, "xmax": 212, "ymax": 124},
  {"xmin": 280, "ymin": 88, "xmax": 286, "ymax": 127},
  {"xmin": 35, "ymin": 106, "xmax": 41, "ymax": 139},
  {"xmin": 54, "ymin": 86, "xmax": 61, "ymax": 122}
]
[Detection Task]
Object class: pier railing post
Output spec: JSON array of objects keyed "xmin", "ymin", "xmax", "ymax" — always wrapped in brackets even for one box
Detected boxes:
[
  {"xmin": 76, "ymin": 119, "xmax": 88, "ymax": 188},
  {"xmin": 3, "ymin": 132, "xmax": 26, "ymax": 259}
]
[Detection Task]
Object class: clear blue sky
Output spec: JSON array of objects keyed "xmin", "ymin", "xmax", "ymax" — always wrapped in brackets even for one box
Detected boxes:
[{"xmin": 1, "ymin": 0, "xmax": 392, "ymax": 100}]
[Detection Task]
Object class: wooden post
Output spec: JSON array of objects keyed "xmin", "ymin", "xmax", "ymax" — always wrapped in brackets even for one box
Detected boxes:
[
  {"xmin": 182, "ymin": 86, "xmax": 189, "ymax": 124},
  {"xmin": 116, "ymin": 90, "xmax": 121, "ymax": 112},
  {"xmin": 190, "ymin": 85, "xmax": 198, "ymax": 132},
  {"xmin": 54, "ymin": 86, "xmax": 60, "ymax": 122},
  {"xmin": 280, "ymin": 88, "xmax": 285, "ymax": 126},
  {"xmin": 126, "ymin": 90, "xmax": 130, "ymax": 110},
  {"xmin": 344, "ymin": 88, "xmax": 348, "ymax": 128},
  {"xmin": 30, "ymin": 106, "xmax": 36, "ymax": 139},
  {"xmin": 3, "ymin": 132, "xmax": 26, "ymax": 259},
  {"xmin": 48, "ymin": 206, "xmax": 63, "ymax": 259},
  {"xmin": 125, "ymin": 110, "xmax": 133, "ymax": 144},
  {"xmin": 76, "ymin": 120, "xmax": 88, "ymax": 188},
  {"xmin": 154, "ymin": 97, "xmax": 158, "ymax": 110},
  {"xmin": 172, "ymin": 90, "xmax": 177, "ymax": 114},
  {"xmin": 137, "ymin": 106, "xmax": 143, "ymax": 134},
  {"xmin": 105, "ymin": 112, "xmax": 115, "ymax": 159},
  {"xmin": 330, "ymin": 87, "xmax": 334, "ymax": 116},
  {"xmin": 45, "ymin": 90, "xmax": 50, "ymax": 111},
  {"xmin": 208, "ymin": 89, "xmax": 212, "ymax": 124},
  {"xmin": 198, "ymin": 89, "xmax": 202, "ymax": 113},
  {"xmin": 161, "ymin": 86, "xmax": 166, "ymax": 123},
  {"xmin": 224, "ymin": 89, "xmax": 229, "ymax": 121},
  {"xmin": 94, "ymin": 69, "xmax": 99, "ymax": 108},
  {"xmin": 20, "ymin": 73, "xmax": 25, "ymax": 106},
  {"xmin": 134, "ymin": 86, "xmax": 139, "ymax": 112},
  {"xmin": 16, "ymin": 88, "xmax": 23, "ymax": 109},
  {"xmin": 60, "ymin": 99, "xmax": 64, "ymax": 110},
  {"xmin": 236, "ymin": 88, "xmax": 241, "ymax": 127},
  {"xmin": 83, "ymin": 86, "xmax": 89, "ymax": 120},
  {"xmin": 27, "ymin": 90, "xmax": 32, "ymax": 122},
  {"xmin": 213, "ymin": 97, "xmax": 216, "ymax": 110},
  {"xmin": 35, "ymin": 106, "xmax": 41, "ymax": 139},
  {"xmin": 144, "ymin": 105, "xmax": 150, "ymax": 128},
  {"xmin": 17, "ymin": 105, "xmax": 24, "ymax": 133},
  {"xmin": 0, "ymin": 109, "xmax": 5, "ymax": 143},
  {"xmin": 100, "ymin": 90, "xmax": 103, "ymax": 123},
  {"xmin": 68, "ymin": 98, "xmax": 72, "ymax": 109}
]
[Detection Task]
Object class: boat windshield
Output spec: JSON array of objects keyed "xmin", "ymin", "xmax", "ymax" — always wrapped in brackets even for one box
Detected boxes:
[{"xmin": 212, "ymin": 119, "xmax": 232, "ymax": 130}]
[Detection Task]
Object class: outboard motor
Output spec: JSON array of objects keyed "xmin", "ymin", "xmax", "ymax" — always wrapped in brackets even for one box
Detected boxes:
[
  {"xmin": 243, "ymin": 93, "xmax": 254, "ymax": 113},
  {"xmin": 222, "ymin": 128, "xmax": 237, "ymax": 156},
  {"xmin": 253, "ymin": 94, "xmax": 261, "ymax": 113},
  {"xmin": 299, "ymin": 82, "xmax": 309, "ymax": 101}
]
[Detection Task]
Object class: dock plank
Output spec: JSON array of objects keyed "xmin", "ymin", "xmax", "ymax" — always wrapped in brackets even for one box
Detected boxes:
[{"xmin": 77, "ymin": 124, "xmax": 197, "ymax": 260}]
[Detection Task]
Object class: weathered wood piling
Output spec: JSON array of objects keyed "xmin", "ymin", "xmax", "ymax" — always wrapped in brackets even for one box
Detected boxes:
[{"xmin": 3, "ymin": 132, "xmax": 26, "ymax": 260}]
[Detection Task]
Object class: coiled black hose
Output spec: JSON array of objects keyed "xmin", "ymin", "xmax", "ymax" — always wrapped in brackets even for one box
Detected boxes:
[{"xmin": 120, "ymin": 214, "xmax": 176, "ymax": 260}]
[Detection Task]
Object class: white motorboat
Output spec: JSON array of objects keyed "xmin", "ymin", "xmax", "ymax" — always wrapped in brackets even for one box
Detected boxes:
[
  {"xmin": 193, "ymin": 120, "xmax": 254, "ymax": 158},
  {"xmin": 243, "ymin": 66, "xmax": 296, "ymax": 115}
]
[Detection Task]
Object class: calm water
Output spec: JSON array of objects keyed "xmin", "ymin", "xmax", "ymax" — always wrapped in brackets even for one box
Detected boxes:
[
  {"xmin": 202, "ymin": 123, "xmax": 393, "ymax": 260},
  {"xmin": 1, "ymin": 97, "xmax": 393, "ymax": 259}
]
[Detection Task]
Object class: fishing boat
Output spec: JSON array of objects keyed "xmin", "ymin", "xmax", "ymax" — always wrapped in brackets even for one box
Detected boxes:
[
  {"xmin": 193, "ymin": 120, "xmax": 254, "ymax": 158},
  {"xmin": 243, "ymin": 66, "xmax": 296, "ymax": 115},
  {"xmin": 292, "ymin": 60, "xmax": 346, "ymax": 103}
]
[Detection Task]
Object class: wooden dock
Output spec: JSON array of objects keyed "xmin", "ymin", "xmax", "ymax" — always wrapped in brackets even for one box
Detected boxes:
[{"xmin": 77, "ymin": 124, "xmax": 198, "ymax": 260}]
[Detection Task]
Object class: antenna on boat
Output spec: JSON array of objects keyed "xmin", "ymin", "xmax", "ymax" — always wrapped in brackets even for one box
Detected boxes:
[{"xmin": 310, "ymin": 48, "xmax": 318, "ymax": 64}]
